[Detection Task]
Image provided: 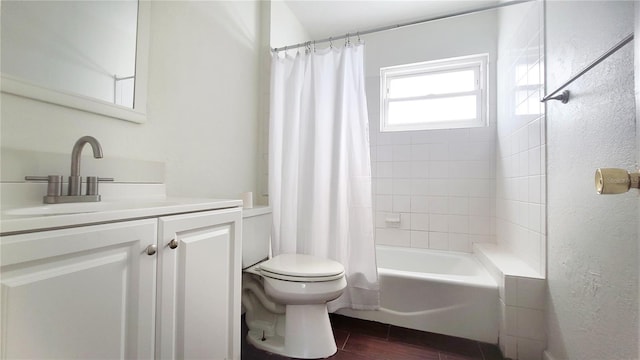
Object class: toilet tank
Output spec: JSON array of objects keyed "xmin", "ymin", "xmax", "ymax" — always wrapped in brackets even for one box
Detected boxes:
[{"xmin": 242, "ymin": 206, "xmax": 272, "ymax": 269}]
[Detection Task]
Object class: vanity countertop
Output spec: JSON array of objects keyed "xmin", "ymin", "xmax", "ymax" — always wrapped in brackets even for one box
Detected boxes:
[{"xmin": 0, "ymin": 183, "xmax": 243, "ymax": 235}]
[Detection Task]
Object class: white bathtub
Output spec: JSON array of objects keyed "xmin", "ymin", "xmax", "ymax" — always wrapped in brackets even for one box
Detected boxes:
[{"xmin": 338, "ymin": 245, "xmax": 499, "ymax": 343}]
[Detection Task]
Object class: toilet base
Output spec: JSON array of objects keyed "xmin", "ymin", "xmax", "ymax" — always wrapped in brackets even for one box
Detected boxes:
[{"xmin": 247, "ymin": 304, "xmax": 337, "ymax": 359}]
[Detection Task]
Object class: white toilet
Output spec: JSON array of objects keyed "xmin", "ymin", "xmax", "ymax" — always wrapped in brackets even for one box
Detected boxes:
[{"xmin": 242, "ymin": 207, "xmax": 347, "ymax": 359}]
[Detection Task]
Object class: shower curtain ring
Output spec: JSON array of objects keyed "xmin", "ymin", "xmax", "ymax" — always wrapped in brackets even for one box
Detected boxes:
[
  {"xmin": 329, "ymin": 37, "xmax": 333, "ymax": 49},
  {"xmin": 357, "ymin": 32, "xmax": 361, "ymax": 43}
]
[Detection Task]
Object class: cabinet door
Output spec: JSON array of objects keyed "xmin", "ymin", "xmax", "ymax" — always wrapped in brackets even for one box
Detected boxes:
[
  {"xmin": 0, "ymin": 219, "xmax": 157, "ymax": 359},
  {"xmin": 157, "ymin": 208, "xmax": 241, "ymax": 360}
]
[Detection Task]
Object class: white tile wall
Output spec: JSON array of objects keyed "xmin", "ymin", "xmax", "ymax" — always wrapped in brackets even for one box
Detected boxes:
[
  {"xmin": 498, "ymin": 274, "xmax": 547, "ymax": 360},
  {"xmin": 360, "ymin": 8, "xmax": 499, "ymax": 254},
  {"xmin": 496, "ymin": 0, "xmax": 546, "ymax": 276},
  {"xmin": 494, "ymin": 2, "xmax": 547, "ymax": 359},
  {"xmin": 371, "ymin": 127, "xmax": 496, "ymax": 252}
]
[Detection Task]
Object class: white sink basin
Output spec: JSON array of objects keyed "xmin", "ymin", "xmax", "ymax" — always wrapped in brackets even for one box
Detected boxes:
[{"xmin": 4, "ymin": 200, "xmax": 179, "ymax": 216}]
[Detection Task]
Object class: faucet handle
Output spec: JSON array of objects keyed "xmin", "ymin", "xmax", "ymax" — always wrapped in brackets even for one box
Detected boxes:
[
  {"xmin": 26, "ymin": 175, "xmax": 64, "ymax": 197},
  {"xmin": 86, "ymin": 176, "xmax": 114, "ymax": 196},
  {"xmin": 25, "ymin": 176, "xmax": 51, "ymax": 181},
  {"xmin": 86, "ymin": 176, "xmax": 98, "ymax": 196}
]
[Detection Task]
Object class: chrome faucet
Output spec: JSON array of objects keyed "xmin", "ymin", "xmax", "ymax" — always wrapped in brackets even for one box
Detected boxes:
[
  {"xmin": 25, "ymin": 136, "xmax": 113, "ymax": 204},
  {"xmin": 68, "ymin": 136, "xmax": 103, "ymax": 196}
]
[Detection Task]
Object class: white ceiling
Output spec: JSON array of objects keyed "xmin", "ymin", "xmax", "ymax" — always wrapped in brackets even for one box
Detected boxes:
[{"xmin": 283, "ymin": 0, "xmax": 500, "ymax": 40}]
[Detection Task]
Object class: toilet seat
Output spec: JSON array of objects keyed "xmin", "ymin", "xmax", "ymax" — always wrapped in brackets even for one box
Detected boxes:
[{"xmin": 259, "ymin": 254, "xmax": 345, "ymax": 282}]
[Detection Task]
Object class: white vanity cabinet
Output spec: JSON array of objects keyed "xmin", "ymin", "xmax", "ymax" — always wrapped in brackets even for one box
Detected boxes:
[
  {"xmin": 156, "ymin": 208, "xmax": 242, "ymax": 360},
  {"xmin": 0, "ymin": 219, "xmax": 158, "ymax": 359},
  {"xmin": 0, "ymin": 204, "xmax": 242, "ymax": 360}
]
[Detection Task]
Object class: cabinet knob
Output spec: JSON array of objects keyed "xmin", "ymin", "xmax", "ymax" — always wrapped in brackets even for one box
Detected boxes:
[
  {"xmin": 146, "ymin": 244, "xmax": 157, "ymax": 256},
  {"xmin": 168, "ymin": 239, "xmax": 179, "ymax": 249}
]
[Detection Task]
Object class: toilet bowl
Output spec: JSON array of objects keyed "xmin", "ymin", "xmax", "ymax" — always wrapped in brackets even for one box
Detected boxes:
[{"xmin": 241, "ymin": 208, "xmax": 346, "ymax": 359}]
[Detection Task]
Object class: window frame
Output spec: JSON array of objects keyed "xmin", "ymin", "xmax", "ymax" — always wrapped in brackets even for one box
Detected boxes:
[{"xmin": 380, "ymin": 53, "xmax": 489, "ymax": 132}]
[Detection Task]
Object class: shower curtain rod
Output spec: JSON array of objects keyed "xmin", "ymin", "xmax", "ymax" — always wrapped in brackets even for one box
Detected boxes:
[{"xmin": 272, "ymin": 0, "xmax": 534, "ymax": 53}]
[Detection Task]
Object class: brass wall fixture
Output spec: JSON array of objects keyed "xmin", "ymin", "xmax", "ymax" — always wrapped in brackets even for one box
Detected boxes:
[{"xmin": 595, "ymin": 168, "xmax": 640, "ymax": 194}]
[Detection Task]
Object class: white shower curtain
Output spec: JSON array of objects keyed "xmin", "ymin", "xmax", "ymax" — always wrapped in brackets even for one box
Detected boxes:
[{"xmin": 269, "ymin": 44, "xmax": 379, "ymax": 311}]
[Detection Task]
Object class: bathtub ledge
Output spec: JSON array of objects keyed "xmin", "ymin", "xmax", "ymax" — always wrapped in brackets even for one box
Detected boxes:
[
  {"xmin": 473, "ymin": 243, "xmax": 547, "ymax": 360},
  {"xmin": 473, "ymin": 243, "xmax": 544, "ymax": 280}
]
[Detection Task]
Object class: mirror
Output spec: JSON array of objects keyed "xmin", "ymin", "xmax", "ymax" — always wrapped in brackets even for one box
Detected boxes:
[{"xmin": 1, "ymin": 0, "xmax": 150, "ymax": 123}]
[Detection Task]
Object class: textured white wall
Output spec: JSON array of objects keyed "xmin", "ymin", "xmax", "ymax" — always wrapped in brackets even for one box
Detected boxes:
[
  {"xmin": 633, "ymin": 1, "xmax": 640, "ymax": 354},
  {"xmin": 546, "ymin": 2, "xmax": 639, "ymax": 359},
  {"xmin": 146, "ymin": 1, "xmax": 260, "ymax": 199},
  {"xmin": 1, "ymin": 1, "xmax": 262, "ymax": 200}
]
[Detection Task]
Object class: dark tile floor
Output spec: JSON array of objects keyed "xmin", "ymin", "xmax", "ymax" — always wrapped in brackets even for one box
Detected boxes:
[{"xmin": 242, "ymin": 314, "xmax": 505, "ymax": 360}]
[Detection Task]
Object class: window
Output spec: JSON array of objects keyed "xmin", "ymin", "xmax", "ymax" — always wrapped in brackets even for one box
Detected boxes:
[{"xmin": 380, "ymin": 54, "xmax": 488, "ymax": 132}]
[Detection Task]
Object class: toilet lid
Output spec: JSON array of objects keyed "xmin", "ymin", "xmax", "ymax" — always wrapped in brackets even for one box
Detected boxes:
[{"xmin": 260, "ymin": 254, "xmax": 345, "ymax": 280}]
